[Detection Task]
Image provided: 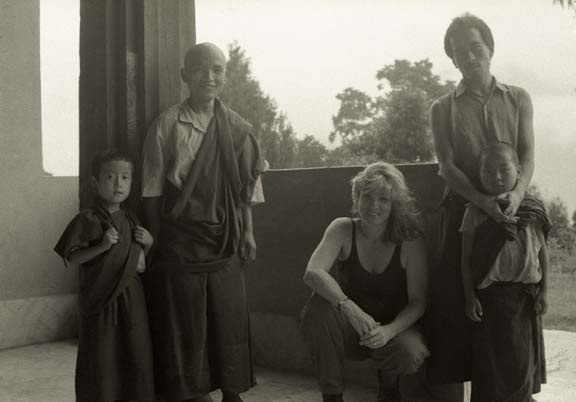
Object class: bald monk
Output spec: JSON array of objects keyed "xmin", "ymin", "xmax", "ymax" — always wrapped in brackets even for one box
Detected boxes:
[{"xmin": 142, "ymin": 43, "xmax": 265, "ymax": 402}]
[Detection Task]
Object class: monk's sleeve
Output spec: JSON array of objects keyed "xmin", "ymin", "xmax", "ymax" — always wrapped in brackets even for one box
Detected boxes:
[
  {"xmin": 250, "ymin": 159, "xmax": 268, "ymax": 205},
  {"xmin": 237, "ymin": 132, "xmax": 265, "ymax": 206},
  {"xmin": 251, "ymin": 176, "xmax": 265, "ymax": 205},
  {"xmin": 54, "ymin": 211, "xmax": 104, "ymax": 264}
]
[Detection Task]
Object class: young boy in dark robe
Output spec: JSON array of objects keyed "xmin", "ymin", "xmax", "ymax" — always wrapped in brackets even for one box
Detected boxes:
[
  {"xmin": 460, "ymin": 142, "xmax": 550, "ymax": 402},
  {"xmin": 54, "ymin": 150, "xmax": 155, "ymax": 402}
]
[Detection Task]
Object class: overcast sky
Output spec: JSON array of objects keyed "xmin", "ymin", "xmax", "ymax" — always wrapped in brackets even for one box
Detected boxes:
[
  {"xmin": 41, "ymin": 0, "xmax": 576, "ymax": 213},
  {"xmin": 195, "ymin": 0, "xmax": 576, "ymax": 213}
]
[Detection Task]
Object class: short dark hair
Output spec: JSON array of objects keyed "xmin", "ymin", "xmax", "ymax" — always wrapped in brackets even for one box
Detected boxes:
[
  {"xmin": 479, "ymin": 141, "xmax": 519, "ymax": 170},
  {"xmin": 444, "ymin": 13, "xmax": 494, "ymax": 60},
  {"xmin": 91, "ymin": 149, "xmax": 134, "ymax": 177}
]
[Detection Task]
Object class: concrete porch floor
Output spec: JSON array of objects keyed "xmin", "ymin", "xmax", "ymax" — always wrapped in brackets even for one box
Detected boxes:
[{"xmin": 1, "ymin": 330, "xmax": 575, "ymax": 402}]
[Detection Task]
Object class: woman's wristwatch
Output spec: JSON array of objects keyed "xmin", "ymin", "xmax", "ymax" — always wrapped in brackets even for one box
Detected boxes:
[{"xmin": 336, "ymin": 297, "xmax": 350, "ymax": 311}]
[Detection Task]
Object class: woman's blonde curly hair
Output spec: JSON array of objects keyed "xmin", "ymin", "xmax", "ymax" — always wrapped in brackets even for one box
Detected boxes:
[{"xmin": 351, "ymin": 162, "xmax": 423, "ymax": 243}]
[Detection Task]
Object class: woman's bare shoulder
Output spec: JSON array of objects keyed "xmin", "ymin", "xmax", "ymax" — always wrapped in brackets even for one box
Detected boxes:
[
  {"xmin": 325, "ymin": 217, "xmax": 353, "ymax": 238},
  {"xmin": 326, "ymin": 217, "xmax": 352, "ymax": 233}
]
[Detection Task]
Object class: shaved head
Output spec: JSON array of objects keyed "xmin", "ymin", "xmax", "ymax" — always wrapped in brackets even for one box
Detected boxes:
[{"xmin": 184, "ymin": 42, "xmax": 227, "ymax": 71}]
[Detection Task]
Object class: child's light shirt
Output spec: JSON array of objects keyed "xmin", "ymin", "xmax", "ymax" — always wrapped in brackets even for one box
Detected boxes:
[{"xmin": 460, "ymin": 204, "xmax": 543, "ymax": 289}]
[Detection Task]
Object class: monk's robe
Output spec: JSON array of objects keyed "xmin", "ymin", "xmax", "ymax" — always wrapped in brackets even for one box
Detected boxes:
[
  {"xmin": 468, "ymin": 196, "xmax": 549, "ymax": 402},
  {"xmin": 147, "ymin": 99, "xmax": 262, "ymax": 401},
  {"xmin": 54, "ymin": 203, "xmax": 155, "ymax": 402}
]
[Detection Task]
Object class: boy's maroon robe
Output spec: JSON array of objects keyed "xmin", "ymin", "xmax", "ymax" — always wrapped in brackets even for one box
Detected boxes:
[
  {"xmin": 466, "ymin": 196, "xmax": 549, "ymax": 402},
  {"xmin": 472, "ymin": 283, "xmax": 546, "ymax": 402},
  {"xmin": 55, "ymin": 204, "xmax": 155, "ymax": 402},
  {"xmin": 147, "ymin": 99, "xmax": 262, "ymax": 400}
]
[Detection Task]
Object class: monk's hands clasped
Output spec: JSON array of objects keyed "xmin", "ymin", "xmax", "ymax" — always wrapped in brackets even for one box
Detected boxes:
[
  {"xmin": 134, "ymin": 225, "xmax": 153, "ymax": 248},
  {"xmin": 239, "ymin": 231, "xmax": 257, "ymax": 261},
  {"xmin": 359, "ymin": 325, "xmax": 395, "ymax": 349},
  {"xmin": 101, "ymin": 227, "xmax": 119, "ymax": 249},
  {"xmin": 340, "ymin": 300, "xmax": 379, "ymax": 336},
  {"xmin": 465, "ymin": 294, "xmax": 483, "ymax": 322}
]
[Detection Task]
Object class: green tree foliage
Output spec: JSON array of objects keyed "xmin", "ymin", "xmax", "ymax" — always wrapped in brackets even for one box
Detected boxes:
[
  {"xmin": 219, "ymin": 43, "xmax": 328, "ymax": 169},
  {"xmin": 219, "ymin": 45, "xmax": 277, "ymax": 133},
  {"xmin": 330, "ymin": 88, "xmax": 374, "ymax": 143},
  {"xmin": 554, "ymin": 0, "xmax": 576, "ymax": 10},
  {"xmin": 527, "ymin": 184, "xmax": 545, "ymax": 201},
  {"xmin": 219, "ymin": 44, "xmax": 283, "ymax": 167},
  {"xmin": 330, "ymin": 59, "xmax": 455, "ymax": 164},
  {"xmin": 529, "ymin": 184, "xmax": 576, "ymax": 252},
  {"xmin": 376, "ymin": 59, "xmax": 453, "ymax": 100},
  {"xmin": 547, "ymin": 196, "xmax": 576, "ymax": 251},
  {"xmin": 372, "ymin": 87, "xmax": 432, "ymax": 162},
  {"xmin": 548, "ymin": 196, "xmax": 571, "ymax": 234},
  {"xmin": 271, "ymin": 114, "xmax": 297, "ymax": 168},
  {"xmin": 293, "ymin": 135, "xmax": 330, "ymax": 168}
]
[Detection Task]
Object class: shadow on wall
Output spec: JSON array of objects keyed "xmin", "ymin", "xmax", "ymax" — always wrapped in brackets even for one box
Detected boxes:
[{"xmin": 247, "ymin": 164, "xmax": 445, "ymax": 380}]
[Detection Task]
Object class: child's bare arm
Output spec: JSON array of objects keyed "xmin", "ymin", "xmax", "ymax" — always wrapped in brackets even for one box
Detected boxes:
[
  {"xmin": 537, "ymin": 231, "xmax": 549, "ymax": 293},
  {"xmin": 536, "ymin": 230, "xmax": 549, "ymax": 315},
  {"xmin": 67, "ymin": 227, "xmax": 118, "ymax": 265}
]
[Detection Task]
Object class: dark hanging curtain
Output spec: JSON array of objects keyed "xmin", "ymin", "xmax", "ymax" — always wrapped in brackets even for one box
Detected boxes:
[{"xmin": 79, "ymin": 0, "xmax": 196, "ymax": 210}]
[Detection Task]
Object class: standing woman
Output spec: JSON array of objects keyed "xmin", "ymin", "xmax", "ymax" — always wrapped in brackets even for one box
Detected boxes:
[
  {"xmin": 301, "ymin": 162, "xmax": 430, "ymax": 402},
  {"xmin": 428, "ymin": 13, "xmax": 535, "ymax": 385}
]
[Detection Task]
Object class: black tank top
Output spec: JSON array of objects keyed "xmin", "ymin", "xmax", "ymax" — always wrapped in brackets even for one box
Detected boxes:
[{"xmin": 341, "ymin": 219, "xmax": 408, "ymax": 324}]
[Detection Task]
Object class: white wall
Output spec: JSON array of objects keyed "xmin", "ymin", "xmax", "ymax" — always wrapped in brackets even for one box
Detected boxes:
[{"xmin": 0, "ymin": 0, "xmax": 79, "ymax": 349}]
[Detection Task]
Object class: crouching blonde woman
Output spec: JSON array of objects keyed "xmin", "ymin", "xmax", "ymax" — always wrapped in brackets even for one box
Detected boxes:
[{"xmin": 301, "ymin": 162, "xmax": 430, "ymax": 402}]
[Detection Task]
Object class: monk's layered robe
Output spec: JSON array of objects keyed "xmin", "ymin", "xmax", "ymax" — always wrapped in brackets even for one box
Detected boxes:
[
  {"xmin": 464, "ymin": 196, "xmax": 550, "ymax": 402},
  {"xmin": 54, "ymin": 203, "xmax": 155, "ymax": 402},
  {"xmin": 143, "ymin": 99, "xmax": 262, "ymax": 401}
]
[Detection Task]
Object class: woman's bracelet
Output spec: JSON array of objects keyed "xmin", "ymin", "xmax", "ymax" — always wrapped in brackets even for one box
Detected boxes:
[{"xmin": 336, "ymin": 297, "xmax": 350, "ymax": 311}]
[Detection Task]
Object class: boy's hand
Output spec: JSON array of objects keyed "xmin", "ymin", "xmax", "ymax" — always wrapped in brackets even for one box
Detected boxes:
[
  {"xmin": 535, "ymin": 290, "xmax": 548, "ymax": 315},
  {"xmin": 101, "ymin": 227, "xmax": 119, "ymax": 249},
  {"xmin": 134, "ymin": 226, "xmax": 153, "ymax": 248},
  {"xmin": 465, "ymin": 294, "xmax": 483, "ymax": 322}
]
